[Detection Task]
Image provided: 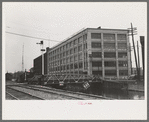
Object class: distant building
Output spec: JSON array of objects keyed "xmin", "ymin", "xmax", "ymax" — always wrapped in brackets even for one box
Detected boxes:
[
  {"xmin": 33, "ymin": 48, "xmax": 49, "ymax": 75},
  {"xmin": 47, "ymin": 27, "xmax": 131, "ymax": 79},
  {"xmin": 5, "ymin": 72, "xmax": 13, "ymax": 81}
]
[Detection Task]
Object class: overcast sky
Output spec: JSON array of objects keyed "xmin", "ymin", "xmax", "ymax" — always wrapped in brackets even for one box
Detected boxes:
[{"xmin": 3, "ymin": 2, "xmax": 147, "ymax": 73}]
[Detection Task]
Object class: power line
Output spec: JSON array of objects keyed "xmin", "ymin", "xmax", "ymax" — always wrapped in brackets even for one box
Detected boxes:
[{"xmin": 5, "ymin": 31, "xmax": 60, "ymax": 42}]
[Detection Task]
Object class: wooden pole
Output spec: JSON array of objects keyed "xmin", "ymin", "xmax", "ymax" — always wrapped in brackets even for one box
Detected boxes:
[
  {"xmin": 131, "ymin": 23, "xmax": 139, "ymax": 81},
  {"xmin": 137, "ymin": 41, "xmax": 140, "ymax": 81}
]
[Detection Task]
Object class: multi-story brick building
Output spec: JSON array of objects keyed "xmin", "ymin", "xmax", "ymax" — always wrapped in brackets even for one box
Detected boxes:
[{"xmin": 47, "ymin": 27, "xmax": 131, "ymax": 79}]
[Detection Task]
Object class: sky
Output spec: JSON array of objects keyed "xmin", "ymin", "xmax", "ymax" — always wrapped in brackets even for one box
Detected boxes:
[{"xmin": 3, "ymin": 2, "xmax": 147, "ymax": 73}]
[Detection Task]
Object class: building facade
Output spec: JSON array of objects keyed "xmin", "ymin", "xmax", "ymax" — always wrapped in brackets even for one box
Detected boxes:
[
  {"xmin": 47, "ymin": 27, "xmax": 131, "ymax": 79},
  {"xmin": 34, "ymin": 52, "xmax": 47, "ymax": 75}
]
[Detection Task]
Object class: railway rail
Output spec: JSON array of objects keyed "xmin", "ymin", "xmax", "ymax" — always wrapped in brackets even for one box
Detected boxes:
[
  {"xmin": 6, "ymin": 91, "xmax": 19, "ymax": 100},
  {"xmin": 6, "ymin": 86, "xmax": 45, "ymax": 100},
  {"xmin": 7, "ymin": 84, "xmax": 113, "ymax": 100}
]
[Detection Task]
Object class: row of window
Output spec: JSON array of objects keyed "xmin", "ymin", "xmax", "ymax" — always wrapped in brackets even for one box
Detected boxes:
[
  {"xmin": 92, "ymin": 70, "xmax": 128, "ymax": 76},
  {"xmin": 48, "ymin": 52, "xmax": 127, "ymax": 64},
  {"xmin": 91, "ymin": 52, "xmax": 127, "ymax": 58},
  {"xmin": 91, "ymin": 42, "xmax": 127, "ymax": 49},
  {"xmin": 48, "ymin": 69, "xmax": 128, "ymax": 76},
  {"xmin": 48, "ymin": 61, "xmax": 128, "ymax": 73},
  {"xmin": 49, "ymin": 52, "xmax": 88, "ymax": 64},
  {"xmin": 92, "ymin": 61, "xmax": 128, "ymax": 67},
  {"xmin": 49, "ymin": 34, "xmax": 87, "ymax": 56},
  {"xmin": 49, "ymin": 62, "xmax": 87, "ymax": 71},
  {"xmin": 91, "ymin": 33, "xmax": 127, "ymax": 40},
  {"xmin": 49, "ymin": 43, "xmax": 87, "ymax": 59}
]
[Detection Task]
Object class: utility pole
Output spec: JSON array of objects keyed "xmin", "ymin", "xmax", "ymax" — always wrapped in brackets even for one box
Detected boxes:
[
  {"xmin": 129, "ymin": 43, "xmax": 132, "ymax": 75},
  {"xmin": 129, "ymin": 23, "xmax": 139, "ymax": 81},
  {"xmin": 137, "ymin": 41, "xmax": 140, "ymax": 81},
  {"xmin": 22, "ymin": 43, "xmax": 24, "ymax": 72},
  {"xmin": 140, "ymin": 36, "xmax": 144, "ymax": 79},
  {"xmin": 25, "ymin": 69, "xmax": 26, "ymax": 81}
]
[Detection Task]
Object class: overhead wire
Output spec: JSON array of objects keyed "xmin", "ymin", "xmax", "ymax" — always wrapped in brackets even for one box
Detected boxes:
[{"xmin": 5, "ymin": 31, "xmax": 60, "ymax": 42}]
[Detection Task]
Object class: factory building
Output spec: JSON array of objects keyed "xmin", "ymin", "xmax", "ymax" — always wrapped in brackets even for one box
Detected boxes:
[
  {"xmin": 34, "ymin": 52, "xmax": 47, "ymax": 75},
  {"xmin": 47, "ymin": 27, "xmax": 131, "ymax": 79}
]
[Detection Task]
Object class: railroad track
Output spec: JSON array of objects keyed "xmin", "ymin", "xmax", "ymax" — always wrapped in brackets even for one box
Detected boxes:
[
  {"xmin": 8, "ymin": 84, "xmax": 112, "ymax": 100},
  {"xmin": 30, "ymin": 85, "xmax": 113, "ymax": 100},
  {"xmin": 6, "ymin": 86, "xmax": 45, "ymax": 100},
  {"xmin": 7, "ymin": 85, "xmax": 83, "ymax": 100},
  {"xmin": 6, "ymin": 91, "xmax": 19, "ymax": 100}
]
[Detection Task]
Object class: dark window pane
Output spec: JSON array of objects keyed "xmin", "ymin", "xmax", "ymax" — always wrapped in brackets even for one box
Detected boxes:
[
  {"xmin": 92, "ymin": 42, "xmax": 101, "ymax": 48},
  {"xmin": 91, "ymin": 33, "xmax": 101, "ymax": 39}
]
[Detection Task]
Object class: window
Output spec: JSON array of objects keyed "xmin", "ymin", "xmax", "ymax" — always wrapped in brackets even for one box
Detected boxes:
[
  {"xmin": 70, "ymin": 56, "xmax": 73, "ymax": 62},
  {"xmin": 83, "ymin": 43, "xmax": 87, "ymax": 49},
  {"xmin": 119, "ymin": 61, "xmax": 128, "ymax": 67},
  {"xmin": 119, "ymin": 70, "xmax": 128, "ymax": 76},
  {"xmin": 103, "ymin": 33, "xmax": 115, "ymax": 40},
  {"xmin": 69, "ymin": 41, "xmax": 72, "ymax": 47},
  {"xmin": 92, "ymin": 52, "xmax": 102, "ymax": 58},
  {"xmin": 60, "ymin": 47, "xmax": 62, "ymax": 51},
  {"xmin": 91, "ymin": 33, "xmax": 101, "ymax": 39},
  {"xmin": 70, "ymin": 49, "xmax": 73, "ymax": 54},
  {"xmin": 60, "ymin": 60, "xmax": 62, "ymax": 64},
  {"xmin": 104, "ymin": 61, "xmax": 116, "ymax": 67},
  {"xmin": 117, "ymin": 34, "xmax": 126, "ymax": 40},
  {"xmin": 118, "ymin": 43, "xmax": 127, "ymax": 49},
  {"xmin": 74, "ymin": 47, "xmax": 77, "ymax": 53},
  {"xmin": 92, "ymin": 71, "xmax": 102, "ymax": 75},
  {"xmin": 63, "ymin": 45, "xmax": 65, "ymax": 50},
  {"xmin": 92, "ymin": 42, "xmax": 101, "ymax": 48},
  {"xmin": 66, "ymin": 43, "xmax": 69, "ymax": 49},
  {"xmin": 70, "ymin": 64, "xmax": 73, "ymax": 69},
  {"xmin": 83, "ymin": 34, "xmax": 87, "ymax": 40},
  {"xmin": 66, "ymin": 57, "xmax": 69, "ymax": 63},
  {"xmin": 104, "ymin": 52, "xmax": 116, "ymax": 58},
  {"xmin": 74, "ymin": 55, "xmax": 77, "ymax": 61},
  {"xmin": 66, "ymin": 50, "xmax": 69, "ymax": 55},
  {"xmin": 63, "ymin": 58, "xmax": 66, "ymax": 64},
  {"xmin": 105, "ymin": 70, "xmax": 116, "ymax": 76},
  {"xmin": 78, "ymin": 45, "xmax": 82, "ymax": 52},
  {"xmin": 60, "ymin": 53, "xmax": 63, "ymax": 58},
  {"xmin": 63, "ymin": 52, "xmax": 65, "ymax": 57},
  {"xmin": 79, "ymin": 62, "xmax": 83, "ymax": 68},
  {"xmin": 104, "ymin": 43, "xmax": 115, "ymax": 49},
  {"xmin": 92, "ymin": 61, "xmax": 102, "ymax": 67},
  {"xmin": 78, "ymin": 53, "xmax": 82, "ymax": 60},
  {"xmin": 74, "ymin": 63, "xmax": 78, "ymax": 69},
  {"xmin": 67, "ymin": 65, "xmax": 69, "ymax": 70},
  {"xmin": 63, "ymin": 65, "xmax": 65, "ymax": 70},
  {"xmin": 78, "ymin": 37, "xmax": 83, "ymax": 43},
  {"xmin": 118, "ymin": 52, "xmax": 127, "ymax": 58},
  {"xmin": 73, "ymin": 39, "xmax": 77, "ymax": 45}
]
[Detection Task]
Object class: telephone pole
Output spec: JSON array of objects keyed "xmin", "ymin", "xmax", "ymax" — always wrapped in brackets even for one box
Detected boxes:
[
  {"xmin": 128, "ymin": 23, "xmax": 139, "ymax": 81},
  {"xmin": 137, "ymin": 41, "xmax": 140, "ymax": 81},
  {"xmin": 22, "ymin": 43, "xmax": 24, "ymax": 72}
]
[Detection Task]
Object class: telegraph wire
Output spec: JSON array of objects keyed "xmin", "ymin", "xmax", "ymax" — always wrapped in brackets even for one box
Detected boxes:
[{"xmin": 5, "ymin": 31, "xmax": 60, "ymax": 42}]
